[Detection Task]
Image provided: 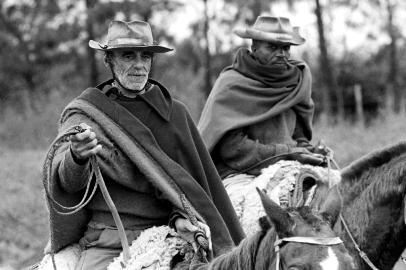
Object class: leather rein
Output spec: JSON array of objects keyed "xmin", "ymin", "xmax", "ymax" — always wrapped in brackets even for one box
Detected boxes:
[
  {"xmin": 43, "ymin": 125, "xmax": 131, "ymax": 268},
  {"xmin": 43, "ymin": 125, "xmax": 209, "ymax": 269}
]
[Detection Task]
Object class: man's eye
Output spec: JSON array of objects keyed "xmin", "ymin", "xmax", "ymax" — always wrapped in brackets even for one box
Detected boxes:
[
  {"xmin": 283, "ymin": 46, "xmax": 290, "ymax": 51},
  {"xmin": 121, "ymin": 53, "xmax": 135, "ymax": 60},
  {"xmin": 142, "ymin": 53, "xmax": 152, "ymax": 59}
]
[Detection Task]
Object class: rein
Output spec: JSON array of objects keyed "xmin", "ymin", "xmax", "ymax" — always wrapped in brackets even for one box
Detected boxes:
[
  {"xmin": 274, "ymin": 236, "xmax": 343, "ymax": 270},
  {"xmin": 326, "ymin": 155, "xmax": 380, "ymax": 270},
  {"xmin": 43, "ymin": 125, "xmax": 130, "ymax": 268}
]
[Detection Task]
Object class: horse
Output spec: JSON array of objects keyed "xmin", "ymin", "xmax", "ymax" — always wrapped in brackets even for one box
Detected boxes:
[
  {"xmin": 319, "ymin": 142, "xmax": 406, "ymax": 270},
  {"xmin": 180, "ymin": 188, "xmax": 356, "ymax": 270}
]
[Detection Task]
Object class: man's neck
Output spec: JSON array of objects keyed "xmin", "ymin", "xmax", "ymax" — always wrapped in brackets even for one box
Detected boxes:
[{"xmin": 113, "ymin": 81, "xmax": 151, "ymax": 98}]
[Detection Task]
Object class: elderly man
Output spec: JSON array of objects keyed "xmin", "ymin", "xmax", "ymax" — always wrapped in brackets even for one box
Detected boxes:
[
  {"xmin": 198, "ymin": 16, "xmax": 325, "ymax": 182},
  {"xmin": 44, "ymin": 20, "xmax": 244, "ymax": 270}
]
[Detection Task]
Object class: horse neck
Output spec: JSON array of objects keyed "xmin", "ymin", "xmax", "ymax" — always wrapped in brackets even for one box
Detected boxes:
[
  {"xmin": 208, "ymin": 229, "xmax": 277, "ymax": 270},
  {"xmin": 338, "ymin": 154, "xmax": 406, "ymax": 269}
]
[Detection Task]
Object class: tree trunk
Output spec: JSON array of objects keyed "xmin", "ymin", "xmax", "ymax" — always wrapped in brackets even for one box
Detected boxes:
[
  {"xmin": 353, "ymin": 84, "xmax": 364, "ymax": 126},
  {"xmin": 203, "ymin": 0, "xmax": 212, "ymax": 98},
  {"xmin": 314, "ymin": 0, "xmax": 344, "ymax": 122},
  {"xmin": 86, "ymin": 0, "xmax": 99, "ymax": 86},
  {"xmin": 386, "ymin": 0, "xmax": 401, "ymax": 113}
]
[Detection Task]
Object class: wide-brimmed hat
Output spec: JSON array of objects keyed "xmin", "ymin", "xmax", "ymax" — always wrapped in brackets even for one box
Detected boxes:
[
  {"xmin": 89, "ymin": 20, "xmax": 173, "ymax": 53},
  {"xmin": 234, "ymin": 16, "xmax": 305, "ymax": 45}
]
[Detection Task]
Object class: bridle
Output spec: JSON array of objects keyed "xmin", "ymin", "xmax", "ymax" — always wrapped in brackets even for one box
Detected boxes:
[{"xmin": 274, "ymin": 236, "xmax": 343, "ymax": 270}]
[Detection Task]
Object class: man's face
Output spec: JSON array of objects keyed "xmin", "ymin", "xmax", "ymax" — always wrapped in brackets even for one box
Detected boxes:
[
  {"xmin": 109, "ymin": 49, "xmax": 152, "ymax": 91},
  {"xmin": 251, "ymin": 40, "xmax": 291, "ymax": 66}
]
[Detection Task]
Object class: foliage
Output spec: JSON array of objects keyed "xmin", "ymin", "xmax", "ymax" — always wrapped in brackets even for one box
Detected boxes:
[{"xmin": 1, "ymin": 0, "xmax": 406, "ymax": 120}]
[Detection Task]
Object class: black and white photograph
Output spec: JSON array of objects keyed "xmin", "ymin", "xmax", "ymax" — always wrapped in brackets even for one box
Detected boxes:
[{"xmin": 1, "ymin": 0, "xmax": 406, "ymax": 269}]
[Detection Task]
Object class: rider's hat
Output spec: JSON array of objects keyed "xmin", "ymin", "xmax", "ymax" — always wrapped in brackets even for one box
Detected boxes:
[
  {"xmin": 234, "ymin": 16, "xmax": 305, "ymax": 45},
  {"xmin": 89, "ymin": 20, "xmax": 173, "ymax": 53}
]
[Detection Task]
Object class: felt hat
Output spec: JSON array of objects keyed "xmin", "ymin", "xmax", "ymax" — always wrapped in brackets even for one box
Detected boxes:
[
  {"xmin": 234, "ymin": 16, "xmax": 305, "ymax": 45},
  {"xmin": 89, "ymin": 20, "xmax": 173, "ymax": 53}
]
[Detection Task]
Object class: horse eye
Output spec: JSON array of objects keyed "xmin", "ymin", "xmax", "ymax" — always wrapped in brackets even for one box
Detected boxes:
[{"xmin": 288, "ymin": 267, "xmax": 302, "ymax": 270}]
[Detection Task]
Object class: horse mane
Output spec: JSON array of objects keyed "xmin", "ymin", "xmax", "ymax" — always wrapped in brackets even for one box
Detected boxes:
[
  {"xmin": 208, "ymin": 228, "xmax": 275, "ymax": 270},
  {"xmin": 336, "ymin": 142, "xmax": 406, "ymax": 267},
  {"xmin": 341, "ymin": 141, "xmax": 406, "ymax": 181}
]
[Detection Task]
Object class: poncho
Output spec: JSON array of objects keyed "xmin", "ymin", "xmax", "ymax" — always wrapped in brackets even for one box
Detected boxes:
[
  {"xmin": 198, "ymin": 48, "xmax": 314, "ymax": 153},
  {"xmin": 44, "ymin": 79, "xmax": 245, "ymax": 257}
]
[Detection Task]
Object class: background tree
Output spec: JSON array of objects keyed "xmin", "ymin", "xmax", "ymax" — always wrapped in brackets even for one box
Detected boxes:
[{"xmin": 314, "ymin": 0, "xmax": 343, "ymax": 122}]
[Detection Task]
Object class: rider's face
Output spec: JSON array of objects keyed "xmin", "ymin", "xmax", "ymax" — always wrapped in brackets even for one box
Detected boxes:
[
  {"xmin": 109, "ymin": 49, "xmax": 152, "ymax": 91},
  {"xmin": 251, "ymin": 40, "xmax": 291, "ymax": 66}
]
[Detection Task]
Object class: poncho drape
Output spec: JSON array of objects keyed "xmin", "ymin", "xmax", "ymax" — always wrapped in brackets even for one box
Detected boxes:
[{"xmin": 45, "ymin": 80, "xmax": 245, "ymax": 257}]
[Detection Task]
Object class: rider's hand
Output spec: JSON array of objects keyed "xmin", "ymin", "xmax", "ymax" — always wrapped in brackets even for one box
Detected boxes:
[
  {"xmin": 174, "ymin": 217, "xmax": 212, "ymax": 252},
  {"xmin": 313, "ymin": 140, "xmax": 334, "ymax": 157},
  {"xmin": 290, "ymin": 146, "xmax": 312, "ymax": 154},
  {"xmin": 289, "ymin": 147, "xmax": 325, "ymax": 165},
  {"xmin": 70, "ymin": 123, "xmax": 102, "ymax": 163}
]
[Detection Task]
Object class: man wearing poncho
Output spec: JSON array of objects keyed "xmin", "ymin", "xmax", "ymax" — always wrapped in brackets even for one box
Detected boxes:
[
  {"xmin": 44, "ymin": 20, "xmax": 244, "ymax": 270},
  {"xmin": 198, "ymin": 16, "xmax": 325, "ymax": 182}
]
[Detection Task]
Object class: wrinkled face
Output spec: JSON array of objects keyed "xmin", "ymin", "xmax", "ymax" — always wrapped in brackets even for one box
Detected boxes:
[
  {"xmin": 108, "ymin": 49, "xmax": 152, "ymax": 92},
  {"xmin": 251, "ymin": 40, "xmax": 291, "ymax": 66}
]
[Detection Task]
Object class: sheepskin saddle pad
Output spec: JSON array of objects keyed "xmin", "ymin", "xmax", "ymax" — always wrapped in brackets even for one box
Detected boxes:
[
  {"xmin": 37, "ymin": 226, "xmax": 194, "ymax": 270},
  {"xmin": 224, "ymin": 160, "xmax": 341, "ymax": 236}
]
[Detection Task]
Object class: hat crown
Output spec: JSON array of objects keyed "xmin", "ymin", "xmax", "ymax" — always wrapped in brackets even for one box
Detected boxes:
[
  {"xmin": 88, "ymin": 20, "xmax": 172, "ymax": 53},
  {"xmin": 234, "ymin": 15, "xmax": 305, "ymax": 45},
  {"xmin": 253, "ymin": 16, "xmax": 294, "ymax": 35},
  {"xmin": 107, "ymin": 20, "xmax": 153, "ymax": 47}
]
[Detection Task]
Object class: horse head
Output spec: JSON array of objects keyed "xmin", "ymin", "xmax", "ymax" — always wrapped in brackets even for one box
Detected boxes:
[{"xmin": 255, "ymin": 188, "xmax": 356, "ymax": 270}]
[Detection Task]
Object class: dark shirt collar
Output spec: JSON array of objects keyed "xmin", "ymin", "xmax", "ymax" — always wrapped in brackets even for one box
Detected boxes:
[{"xmin": 98, "ymin": 79, "xmax": 173, "ymax": 122}]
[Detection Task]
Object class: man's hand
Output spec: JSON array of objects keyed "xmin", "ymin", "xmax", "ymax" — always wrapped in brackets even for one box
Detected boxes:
[
  {"xmin": 174, "ymin": 217, "xmax": 212, "ymax": 252},
  {"xmin": 289, "ymin": 147, "xmax": 325, "ymax": 166},
  {"xmin": 70, "ymin": 123, "xmax": 102, "ymax": 162}
]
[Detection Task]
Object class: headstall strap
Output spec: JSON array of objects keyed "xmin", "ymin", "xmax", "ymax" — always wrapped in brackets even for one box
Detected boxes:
[{"xmin": 273, "ymin": 236, "xmax": 343, "ymax": 270}]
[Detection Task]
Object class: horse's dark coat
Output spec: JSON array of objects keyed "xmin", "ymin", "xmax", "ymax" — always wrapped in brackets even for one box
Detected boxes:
[{"xmin": 323, "ymin": 141, "xmax": 406, "ymax": 270}]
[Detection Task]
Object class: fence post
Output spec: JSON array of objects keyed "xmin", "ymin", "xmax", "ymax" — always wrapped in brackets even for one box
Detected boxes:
[{"xmin": 354, "ymin": 84, "xmax": 364, "ymax": 125}]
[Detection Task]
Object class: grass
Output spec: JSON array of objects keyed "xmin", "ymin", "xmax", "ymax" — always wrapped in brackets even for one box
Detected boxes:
[
  {"xmin": 0, "ymin": 149, "xmax": 49, "ymax": 269},
  {"xmin": 313, "ymin": 113, "xmax": 406, "ymax": 168},
  {"xmin": 1, "ymin": 108, "xmax": 406, "ymax": 269}
]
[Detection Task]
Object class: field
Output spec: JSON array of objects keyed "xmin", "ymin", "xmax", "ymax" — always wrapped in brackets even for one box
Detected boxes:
[{"xmin": 1, "ymin": 112, "xmax": 406, "ymax": 269}]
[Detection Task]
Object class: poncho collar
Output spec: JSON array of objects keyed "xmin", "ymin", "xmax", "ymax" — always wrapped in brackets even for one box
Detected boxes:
[
  {"xmin": 233, "ymin": 48, "xmax": 301, "ymax": 88},
  {"xmin": 97, "ymin": 79, "xmax": 173, "ymax": 122}
]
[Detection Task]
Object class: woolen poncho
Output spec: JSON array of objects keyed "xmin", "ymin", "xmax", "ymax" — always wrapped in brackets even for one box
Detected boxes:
[
  {"xmin": 44, "ymin": 79, "xmax": 245, "ymax": 257},
  {"xmin": 198, "ymin": 48, "xmax": 314, "ymax": 153}
]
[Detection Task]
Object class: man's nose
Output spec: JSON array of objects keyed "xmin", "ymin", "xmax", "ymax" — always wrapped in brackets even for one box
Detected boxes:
[
  {"xmin": 276, "ymin": 48, "xmax": 286, "ymax": 57},
  {"xmin": 132, "ymin": 56, "xmax": 144, "ymax": 68}
]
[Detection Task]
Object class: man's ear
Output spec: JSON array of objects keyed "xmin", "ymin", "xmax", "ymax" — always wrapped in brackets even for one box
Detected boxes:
[{"xmin": 103, "ymin": 54, "xmax": 110, "ymax": 68}]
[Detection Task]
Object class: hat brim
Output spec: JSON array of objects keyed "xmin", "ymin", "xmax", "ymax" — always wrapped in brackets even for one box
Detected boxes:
[
  {"xmin": 89, "ymin": 40, "xmax": 173, "ymax": 53},
  {"xmin": 234, "ymin": 28, "xmax": 305, "ymax": 46}
]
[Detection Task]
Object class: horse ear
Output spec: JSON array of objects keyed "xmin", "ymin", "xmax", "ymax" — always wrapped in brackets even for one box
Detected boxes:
[
  {"xmin": 256, "ymin": 188, "xmax": 294, "ymax": 236},
  {"xmin": 319, "ymin": 186, "xmax": 342, "ymax": 227}
]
